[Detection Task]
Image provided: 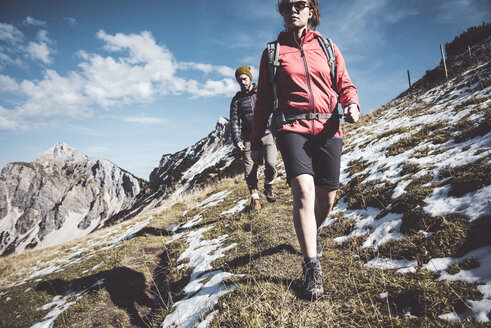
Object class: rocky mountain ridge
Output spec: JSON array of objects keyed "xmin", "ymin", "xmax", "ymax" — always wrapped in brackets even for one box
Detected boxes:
[
  {"xmin": 0, "ymin": 142, "xmax": 145, "ymax": 255},
  {"xmin": 149, "ymin": 116, "xmax": 241, "ymax": 201}
]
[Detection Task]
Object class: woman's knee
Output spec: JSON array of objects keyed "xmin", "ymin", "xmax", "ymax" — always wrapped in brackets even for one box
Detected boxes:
[{"xmin": 291, "ymin": 174, "xmax": 316, "ymax": 201}]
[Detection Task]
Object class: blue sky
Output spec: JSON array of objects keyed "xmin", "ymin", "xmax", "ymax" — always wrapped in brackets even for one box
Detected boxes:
[{"xmin": 0, "ymin": 0, "xmax": 489, "ymax": 179}]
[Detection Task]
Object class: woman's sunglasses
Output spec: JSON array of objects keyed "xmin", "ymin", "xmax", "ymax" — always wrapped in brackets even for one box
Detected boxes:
[{"xmin": 279, "ymin": 1, "xmax": 310, "ymax": 14}]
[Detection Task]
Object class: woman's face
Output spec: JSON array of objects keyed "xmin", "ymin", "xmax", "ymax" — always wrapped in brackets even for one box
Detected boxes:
[{"xmin": 280, "ymin": 1, "xmax": 312, "ymax": 31}]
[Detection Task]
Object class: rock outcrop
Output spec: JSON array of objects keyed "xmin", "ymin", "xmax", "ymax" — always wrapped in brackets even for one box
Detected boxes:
[{"xmin": 149, "ymin": 117, "xmax": 241, "ymax": 200}]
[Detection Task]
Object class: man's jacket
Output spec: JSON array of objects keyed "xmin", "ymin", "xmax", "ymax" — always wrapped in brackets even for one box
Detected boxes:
[
  {"xmin": 251, "ymin": 28, "xmax": 360, "ymax": 150},
  {"xmin": 229, "ymin": 84, "xmax": 257, "ymax": 144}
]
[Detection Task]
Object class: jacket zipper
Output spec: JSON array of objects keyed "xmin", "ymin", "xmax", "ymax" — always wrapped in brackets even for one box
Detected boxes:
[{"xmin": 297, "ymin": 33, "xmax": 315, "ymax": 134}]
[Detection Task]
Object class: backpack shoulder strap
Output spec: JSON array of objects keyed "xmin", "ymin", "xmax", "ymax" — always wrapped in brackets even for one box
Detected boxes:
[
  {"xmin": 316, "ymin": 36, "xmax": 337, "ymax": 94},
  {"xmin": 267, "ymin": 40, "xmax": 280, "ymax": 112}
]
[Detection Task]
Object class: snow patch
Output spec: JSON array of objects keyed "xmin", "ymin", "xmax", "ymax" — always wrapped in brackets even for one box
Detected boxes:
[
  {"xmin": 424, "ymin": 246, "xmax": 491, "ymax": 323},
  {"xmin": 220, "ymin": 199, "xmax": 248, "ymax": 216},
  {"xmin": 162, "ymin": 209, "xmax": 240, "ymax": 327},
  {"xmin": 196, "ymin": 190, "xmax": 231, "ymax": 209},
  {"xmin": 424, "ymin": 185, "xmax": 491, "ymax": 220}
]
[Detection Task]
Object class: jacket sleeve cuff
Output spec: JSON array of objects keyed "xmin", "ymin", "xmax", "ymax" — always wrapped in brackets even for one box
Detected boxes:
[{"xmin": 344, "ymin": 102, "xmax": 360, "ymax": 111}]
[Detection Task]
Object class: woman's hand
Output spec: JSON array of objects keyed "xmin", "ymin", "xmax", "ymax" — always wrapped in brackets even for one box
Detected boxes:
[{"xmin": 343, "ymin": 104, "xmax": 360, "ymax": 123}]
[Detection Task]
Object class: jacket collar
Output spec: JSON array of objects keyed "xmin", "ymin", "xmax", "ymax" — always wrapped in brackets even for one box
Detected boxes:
[
  {"xmin": 239, "ymin": 83, "xmax": 256, "ymax": 96},
  {"xmin": 277, "ymin": 28, "xmax": 322, "ymax": 46}
]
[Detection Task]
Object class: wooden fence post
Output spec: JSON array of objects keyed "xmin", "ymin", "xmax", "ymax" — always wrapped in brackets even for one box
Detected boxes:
[
  {"xmin": 407, "ymin": 70, "xmax": 412, "ymax": 89},
  {"xmin": 440, "ymin": 44, "xmax": 448, "ymax": 80}
]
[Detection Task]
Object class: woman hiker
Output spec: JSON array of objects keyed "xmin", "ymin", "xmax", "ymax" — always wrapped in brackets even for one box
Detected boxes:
[{"xmin": 250, "ymin": 0, "xmax": 360, "ymax": 300}]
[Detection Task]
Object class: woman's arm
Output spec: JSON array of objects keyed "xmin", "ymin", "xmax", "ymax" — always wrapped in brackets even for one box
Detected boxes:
[
  {"xmin": 333, "ymin": 42, "xmax": 360, "ymax": 112},
  {"xmin": 251, "ymin": 49, "xmax": 274, "ymax": 150}
]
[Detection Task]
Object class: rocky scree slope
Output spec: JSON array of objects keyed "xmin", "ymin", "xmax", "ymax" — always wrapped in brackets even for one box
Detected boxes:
[{"xmin": 0, "ymin": 142, "xmax": 145, "ymax": 255}]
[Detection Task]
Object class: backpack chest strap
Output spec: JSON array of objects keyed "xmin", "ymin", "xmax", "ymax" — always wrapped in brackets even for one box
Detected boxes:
[{"xmin": 272, "ymin": 110, "xmax": 340, "ymax": 130}]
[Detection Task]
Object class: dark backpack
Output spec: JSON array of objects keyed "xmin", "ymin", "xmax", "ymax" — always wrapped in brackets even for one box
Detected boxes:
[{"xmin": 267, "ymin": 36, "xmax": 340, "ymax": 130}]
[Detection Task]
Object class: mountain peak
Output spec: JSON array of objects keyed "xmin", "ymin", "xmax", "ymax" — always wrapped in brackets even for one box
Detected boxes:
[
  {"xmin": 51, "ymin": 141, "xmax": 74, "ymax": 154},
  {"xmin": 35, "ymin": 141, "xmax": 87, "ymax": 166},
  {"xmin": 217, "ymin": 116, "xmax": 228, "ymax": 125}
]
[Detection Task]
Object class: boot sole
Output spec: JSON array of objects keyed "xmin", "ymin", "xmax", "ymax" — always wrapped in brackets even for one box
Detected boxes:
[{"xmin": 302, "ymin": 287, "xmax": 324, "ymax": 301}]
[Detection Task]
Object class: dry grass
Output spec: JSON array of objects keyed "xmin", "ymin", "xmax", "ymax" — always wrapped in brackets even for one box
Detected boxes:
[{"xmin": 0, "ymin": 164, "xmax": 488, "ymax": 327}]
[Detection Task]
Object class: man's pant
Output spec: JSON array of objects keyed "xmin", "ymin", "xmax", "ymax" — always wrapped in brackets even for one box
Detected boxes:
[{"xmin": 243, "ymin": 133, "xmax": 277, "ymax": 190}]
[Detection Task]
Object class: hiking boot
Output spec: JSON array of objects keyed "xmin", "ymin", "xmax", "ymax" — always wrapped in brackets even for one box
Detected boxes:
[
  {"xmin": 249, "ymin": 198, "xmax": 261, "ymax": 212},
  {"xmin": 316, "ymin": 230, "xmax": 323, "ymax": 258},
  {"xmin": 301, "ymin": 260, "xmax": 324, "ymax": 301},
  {"xmin": 264, "ymin": 183, "xmax": 276, "ymax": 203}
]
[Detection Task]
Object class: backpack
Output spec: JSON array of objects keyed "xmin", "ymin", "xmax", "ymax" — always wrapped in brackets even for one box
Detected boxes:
[{"xmin": 267, "ymin": 36, "xmax": 340, "ymax": 130}]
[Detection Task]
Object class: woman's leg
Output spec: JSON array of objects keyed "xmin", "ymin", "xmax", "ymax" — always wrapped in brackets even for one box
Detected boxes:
[
  {"xmin": 311, "ymin": 137, "xmax": 343, "ymax": 228},
  {"xmin": 291, "ymin": 174, "xmax": 317, "ymax": 258},
  {"xmin": 315, "ymin": 187, "xmax": 337, "ymax": 228}
]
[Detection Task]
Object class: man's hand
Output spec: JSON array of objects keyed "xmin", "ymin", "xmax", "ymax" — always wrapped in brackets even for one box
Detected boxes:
[
  {"xmin": 235, "ymin": 141, "xmax": 245, "ymax": 151},
  {"xmin": 343, "ymin": 104, "xmax": 360, "ymax": 123}
]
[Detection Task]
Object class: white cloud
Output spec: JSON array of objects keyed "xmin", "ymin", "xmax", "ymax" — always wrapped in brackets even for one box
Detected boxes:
[
  {"xmin": 63, "ymin": 17, "xmax": 78, "ymax": 26},
  {"xmin": 123, "ymin": 116, "xmax": 166, "ymax": 124},
  {"xmin": 0, "ymin": 23, "xmax": 24, "ymax": 43},
  {"xmin": 0, "ymin": 26, "xmax": 54, "ymax": 67},
  {"xmin": 0, "ymin": 75, "xmax": 20, "ymax": 93},
  {"xmin": 18, "ymin": 69, "xmax": 90, "ymax": 119},
  {"xmin": 322, "ymin": 0, "xmax": 387, "ymax": 47},
  {"xmin": 0, "ymin": 23, "xmax": 24, "ymax": 68},
  {"xmin": 179, "ymin": 62, "xmax": 235, "ymax": 78},
  {"xmin": 26, "ymin": 30, "xmax": 54, "ymax": 64},
  {"xmin": 185, "ymin": 78, "xmax": 237, "ymax": 98},
  {"xmin": 320, "ymin": 0, "xmax": 416, "ymax": 50},
  {"xmin": 37, "ymin": 30, "xmax": 51, "ymax": 43},
  {"xmin": 23, "ymin": 16, "xmax": 47, "ymax": 27},
  {"xmin": 0, "ymin": 106, "xmax": 20, "ymax": 130},
  {"xmin": 27, "ymin": 41, "xmax": 51, "ymax": 64},
  {"xmin": 0, "ymin": 30, "xmax": 237, "ymax": 130}
]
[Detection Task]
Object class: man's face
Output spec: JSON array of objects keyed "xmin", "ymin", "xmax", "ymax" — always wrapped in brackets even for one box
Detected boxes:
[{"xmin": 237, "ymin": 74, "xmax": 252, "ymax": 92}]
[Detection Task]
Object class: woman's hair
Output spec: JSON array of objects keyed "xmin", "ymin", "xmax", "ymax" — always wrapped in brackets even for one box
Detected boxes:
[{"xmin": 277, "ymin": 0, "xmax": 322, "ymax": 29}]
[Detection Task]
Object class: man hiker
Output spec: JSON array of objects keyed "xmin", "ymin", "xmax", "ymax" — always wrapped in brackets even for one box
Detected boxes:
[{"xmin": 230, "ymin": 65, "xmax": 278, "ymax": 211}]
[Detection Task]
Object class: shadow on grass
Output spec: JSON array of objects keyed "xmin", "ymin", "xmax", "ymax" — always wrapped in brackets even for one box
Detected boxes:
[
  {"xmin": 222, "ymin": 243, "xmax": 300, "ymax": 270},
  {"xmin": 216, "ymin": 243, "xmax": 310, "ymax": 299},
  {"xmin": 36, "ymin": 267, "xmax": 154, "ymax": 327}
]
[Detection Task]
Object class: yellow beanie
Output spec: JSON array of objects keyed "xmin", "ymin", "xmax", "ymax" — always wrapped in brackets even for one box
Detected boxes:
[{"xmin": 235, "ymin": 66, "xmax": 252, "ymax": 80}]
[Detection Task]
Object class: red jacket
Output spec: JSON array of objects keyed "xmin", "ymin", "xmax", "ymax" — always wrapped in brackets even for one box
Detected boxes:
[{"xmin": 251, "ymin": 29, "xmax": 360, "ymax": 150}]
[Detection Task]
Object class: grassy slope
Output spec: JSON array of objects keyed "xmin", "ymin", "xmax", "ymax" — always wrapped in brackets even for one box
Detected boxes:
[{"xmin": 0, "ymin": 168, "xmax": 486, "ymax": 327}]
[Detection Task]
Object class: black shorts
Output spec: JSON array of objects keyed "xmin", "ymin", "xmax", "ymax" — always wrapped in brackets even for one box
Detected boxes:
[{"xmin": 276, "ymin": 131, "xmax": 343, "ymax": 190}]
